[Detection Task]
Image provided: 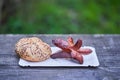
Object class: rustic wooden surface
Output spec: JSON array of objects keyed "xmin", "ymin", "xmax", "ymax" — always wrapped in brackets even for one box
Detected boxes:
[{"xmin": 0, "ymin": 34, "xmax": 120, "ymax": 80}]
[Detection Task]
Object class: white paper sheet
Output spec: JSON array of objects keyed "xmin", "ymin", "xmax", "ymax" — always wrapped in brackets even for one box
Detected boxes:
[{"xmin": 19, "ymin": 46, "xmax": 99, "ymax": 67}]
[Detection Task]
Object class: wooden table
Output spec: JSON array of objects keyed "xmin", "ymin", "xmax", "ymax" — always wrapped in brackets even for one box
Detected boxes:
[{"xmin": 0, "ymin": 34, "xmax": 120, "ymax": 80}]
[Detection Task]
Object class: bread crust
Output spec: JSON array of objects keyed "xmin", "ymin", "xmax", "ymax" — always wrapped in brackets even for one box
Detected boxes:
[{"xmin": 15, "ymin": 37, "xmax": 52, "ymax": 62}]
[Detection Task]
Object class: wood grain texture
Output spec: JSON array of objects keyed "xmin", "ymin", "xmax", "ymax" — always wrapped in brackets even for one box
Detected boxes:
[{"xmin": 0, "ymin": 34, "xmax": 120, "ymax": 80}]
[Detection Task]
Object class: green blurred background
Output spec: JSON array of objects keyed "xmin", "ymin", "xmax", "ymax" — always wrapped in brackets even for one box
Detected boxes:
[{"xmin": 0, "ymin": 0, "xmax": 120, "ymax": 34}]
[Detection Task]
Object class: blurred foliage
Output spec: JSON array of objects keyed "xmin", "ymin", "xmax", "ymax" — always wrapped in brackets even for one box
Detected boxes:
[{"xmin": 1, "ymin": 0, "xmax": 120, "ymax": 34}]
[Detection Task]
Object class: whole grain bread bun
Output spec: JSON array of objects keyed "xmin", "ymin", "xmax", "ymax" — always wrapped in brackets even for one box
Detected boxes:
[{"xmin": 15, "ymin": 37, "xmax": 52, "ymax": 62}]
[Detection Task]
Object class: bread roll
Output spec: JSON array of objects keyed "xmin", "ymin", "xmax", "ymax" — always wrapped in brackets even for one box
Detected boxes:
[{"xmin": 15, "ymin": 37, "xmax": 52, "ymax": 62}]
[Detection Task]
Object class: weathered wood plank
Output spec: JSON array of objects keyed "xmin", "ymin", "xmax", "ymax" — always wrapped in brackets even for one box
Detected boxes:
[
  {"xmin": 0, "ymin": 34, "xmax": 120, "ymax": 80},
  {"xmin": 0, "ymin": 68, "xmax": 120, "ymax": 80}
]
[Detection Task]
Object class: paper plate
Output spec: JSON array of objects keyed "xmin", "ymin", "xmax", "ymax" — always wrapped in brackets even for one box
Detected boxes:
[{"xmin": 19, "ymin": 46, "xmax": 99, "ymax": 67}]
